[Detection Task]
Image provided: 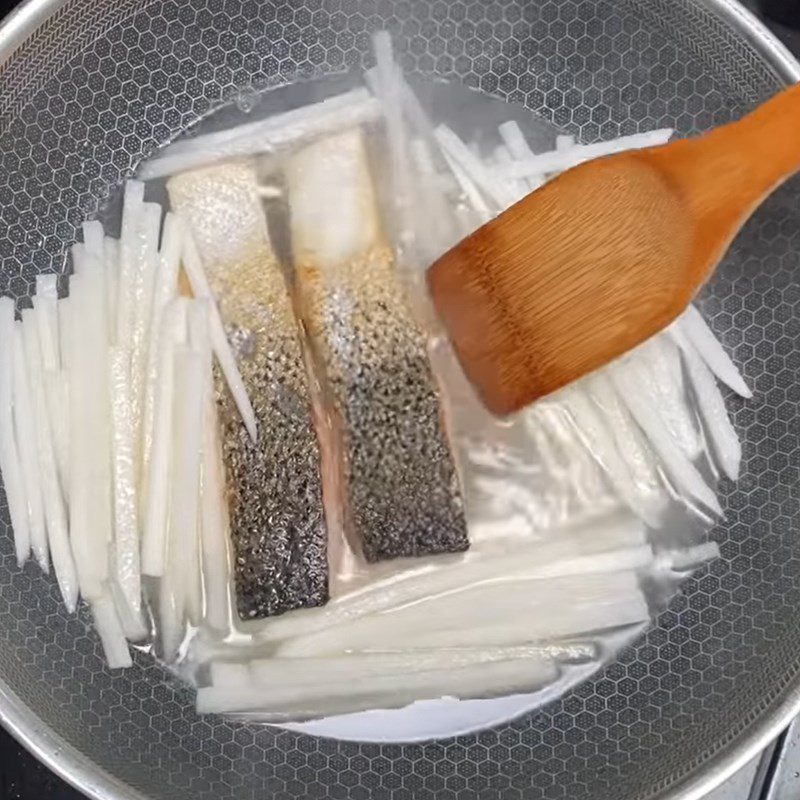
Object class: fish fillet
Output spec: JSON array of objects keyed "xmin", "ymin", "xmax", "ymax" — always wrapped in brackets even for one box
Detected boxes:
[
  {"xmin": 168, "ymin": 161, "xmax": 329, "ymax": 619},
  {"xmin": 285, "ymin": 128, "xmax": 468, "ymax": 562}
]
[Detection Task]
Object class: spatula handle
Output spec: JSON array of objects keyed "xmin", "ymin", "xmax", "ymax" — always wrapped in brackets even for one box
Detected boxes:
[
  {"xmin": 722, "ymin": 81, "xmax": 800, "ymax": 191},
  {"xmin": 660, "ymin": 82, "xmax": 800, "ymax": 214}
]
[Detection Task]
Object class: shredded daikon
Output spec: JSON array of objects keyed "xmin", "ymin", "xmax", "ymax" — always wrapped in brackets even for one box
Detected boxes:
[
  {"xmin": 139, "ymin": 88, "xmax": 382, "ymax": 180},
  {"xmin": 500, "ymin": 128, "xmax": 674, "ymax": 179},
  {"xmin": 200, "ymin": 364, "xmax": 233, "ymax": 633},
  {"xmin": 109, "ymin": 346, "xmax": 145, "ymax": 637},
  {"xmin": 678, "ymin": 305, "xmax": 752, "ymax": 398},
  {"xmin": 91, "ymin": 593, "xmax": 132, "ymax": 669},
  {"xmin": 141, "ymin": 298, "xmax": 187, "ymax": 577},
  {"xmin": 0, "ymin": 297, "xmax": 31, "ymax": 566},
  {"xmin": 434, "ymin": 124, "xmax": 517, "ymax": 210},
  {"xmin": 12, "ymin": 319, "xmax": 49, "ymax": 572},
  {"xmin": 670, "ymin": 326, "xmax": 742, "ymax": 481},
  {"xmin": 197, "ymin": 657, "xmax": 559, "ymax": 717},
  {"xmin": 116, "ymin": 180, "xmax": 145, "ymax": 347},
  {"xmin": 23, "ymin": 313, "xmax": 78, "ymax": 610},
  {"xmin": 67, "ymin": 269, "xmax": 111, "ymax": 600},
  {"xmin": 140, "ymin": 212, "xmax": 183, "ymax": 510},
  {"xmin": 180, "ymin": 229, "xmax": 257, "ymax": 442},
  {"xmin": 610, "ymin": 359, "xmax": 722, "ymax": 517},
  {"xmin": 161, "ymin": 345, "xmax": 204, "ymax": 658}
]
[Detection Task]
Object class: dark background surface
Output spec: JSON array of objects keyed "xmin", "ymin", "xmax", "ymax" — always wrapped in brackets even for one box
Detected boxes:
[{"xmin": 0, "ymin": 0, "xmax": 797, "ymax": 798}]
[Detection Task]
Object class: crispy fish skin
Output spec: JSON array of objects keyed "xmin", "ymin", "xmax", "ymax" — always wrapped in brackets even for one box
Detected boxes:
[
  {"xmin": 287, "ymin": 130, "xmax": 468, "ymax": 562},
  {"xmin": 169, "ymin": 162, "xmax": 328, "ymax": 619}
]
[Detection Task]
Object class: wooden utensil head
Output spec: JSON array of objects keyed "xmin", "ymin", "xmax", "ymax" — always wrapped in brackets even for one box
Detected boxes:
[
  {"xmin": 428, "ymin": 83, "xmax": 800, "ymax": 415},
  {"xmin": 427, "ymin": 152, "xmax": 697, "ymax": 415}
]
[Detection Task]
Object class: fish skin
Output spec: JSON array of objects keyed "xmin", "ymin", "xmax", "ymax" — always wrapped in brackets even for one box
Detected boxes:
[
  {"xmin": 287, "ymin": 130, "xmax": 469, "ymax": 562},
  {"xmin": 168, "ymin": 161, "xmax": 328, "ymax": 620}
]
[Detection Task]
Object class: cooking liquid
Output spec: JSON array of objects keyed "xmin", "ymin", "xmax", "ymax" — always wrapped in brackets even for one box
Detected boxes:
[{"xmin": 132, "ymin": 73, "xmax": 720, "ymax": 731}]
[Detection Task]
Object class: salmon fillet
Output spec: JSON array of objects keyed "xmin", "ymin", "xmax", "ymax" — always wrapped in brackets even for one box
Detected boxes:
[
  {"xmin": 285, "ymin": 129, "xmax": 468, "ymax": 562},
  {"xmin": 168, "ymin": 161, "xmax": 329, "ymax": 619}
]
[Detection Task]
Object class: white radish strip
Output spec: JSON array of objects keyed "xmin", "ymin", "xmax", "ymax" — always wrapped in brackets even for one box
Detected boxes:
[
  {"xmin": 372, "ymin": 31, "xmax": 415, "ymax": 247},
  {"xmin": 34, "ymin": 275, "xmax": 59, "ymax": 370},
  {"xmin": 556, "ymin": 134, "xmax": 575, "ymax": 152},
  {"xmin": 141, "ymin": 298, "xmax": 188, "ymax": 576},
  {"xmin": 181, "ymin": 231, "xmax": 257, "ymax": 442},
  {"xmin": 90, "ymin": 593, "xmax": 132, "ymax": 669},
  {"xmin": 165, "ymin": 88, "xmax": 376, "ymax": 153},
  {"xmin": 22, "ymin": 314, "xmax": 78, "ymax": 611},
  {"xmin": 368, "ymin": 60, "xmax": 488, "ymax": 221},
  {"xmin": 633, "ymin": 336, "xmax": 700, "ymax": 459},
  {"xmin": 197, "ymin": 658, "xmax": 559, "ymax": 718},
  {"xmin": 210, "ymin": 661, "xmax": 249, "ymax": 686},
  {"xmin": 322, "ymin": 569, "xmax": 646, "ymax": 638},
  {"xmin": 109, "ymin": 346, "xmax": 145, "ymax": 635},
  {"xmin": 184, "ymin": 302, "xmax": 211, "ymax": 626},
  {"xmin": 129, "ymin": 202, "xmax": 163, "ymax": 466},
  {"xmin": 13, "ymin": 318, "xmax": 48, "ymax": 572},
  {"xmin": 276, "ymin": 599, "xmax": 648, "ymax": 661},
  {"xmin": 0, "ymin": 298, "xmax": 30, "ymax": 565},
  {"xmin": 84, "ymin": 264, "xmax": 113, "ymax": 549},
  {"xmin": 369, "ymin": 64, "xmax": 436, "ymax": 148},
  {"xmin": 531, "ymin": 402, "xmax": 612, "ymax": 509},
  {"xmin": 108, "ymin": 579, "xmax": 147, "ymax": 641},
  {"xmin": 104, "ymin": 238, "xmax": 119, "ymax": 344},
  {"xmin": 670, "ymin": 326, "xmax": 742, "ymax": 480},
  {"xmin": 434, "ymin": 124, "xmax": 517, "ymax": 210},
  {"xmin": 490, "ymin": 144, "xmax": 528, "ymax": 203},
  {"xmin": 188, "ymin": 300, "xmax": 212, "ymax": 388},
  {"xmin": 139, "ymin": 89, "xmax": 382, "ymax": 180},
  {"xmin": 141, "ymin": 213, "xmax": 183, "ymax": 504},
  {"xmin": 501, "ymin": 128, "xmax": 674, "ymax": 179},
  {"xmin": 677, "ymin": 305, "xmax": 752, "ymax": 398},
  {"xmin": 523, "ymin": 404, "xmax": 567, "ymax": 487},
  {"xmin": 34, "ymin": 277, "xmax": 62, "ymax": 421},
  {"xmin": 662, "ymin": 541, "xmax": 721, "ymax": 572},
  {"xmin": 560, "ymin": 386, "xmax": 663, "ymax": 526},
  {"xmin": 44, "ymin": 370, "xmax": 69, "ymax": 502},
  {"xmin": 280, "ymin": 571, "xmax": 648, "ymax": 657},
  {"xmin": 70, "ymin": 243, "xmax": 87, "ymax": 274},
  {"xmin": 259, "ymin": 521, "xmax": 647, "ymax": 642},
  {"xmin": 67, "ymin": 276, "xmax": 99, "ymax": 597},
  {"xmin": 58, "ymin": 296, "xmax": 70, "ymax": 373},
  {"xmin": 408, "ymin": 138, "xmax": 461, "ymax": 260},
  {"xmin": 266, "ymin": 545, "xmax": 652, "ymax": 645},
  {"xmin": 201, "ymin": 382, "xmax": 232, "ymax": 632},
  {"xmin": 34, "ymin": 285, "xmax": 67, "ymax": 498},
  {"xmin": 610, "ymin": 360, "xmax": 722, "ymax": 516},
  {"xmin": 158, "ymin": 574, "xmax": 182, "ymax": 664},
  {"xmin": 256, "ymin": 186, "xmax": 282, "ymax": 200},
  {"xmin": 395, "ymin": 597, "xmax": 648, "ymax": 652},
  {"xmin": 498, "ymin": 120, "xmax": 539, "ymax": 191},
  {"xmin": 585, "ymin": 373, "xmax": 665, "ymax": 507},
  {"xmin": 440, "ymin": 148, "xmax": 493, "ymax": 224},
  {"xmin": 336, "ymin": 508, "xmax": 644, "ymax": 598},
  {"xmin": 166, "ymin": 347, "xmax": 204, "ymax": 632},
  {"xmin": 116, "ymin": 180, "xmax": 145, "ymax": 347},
  {"xmin": 68, "ymin": 270, "xmax": 110, "ymax": 599},
  {"xmin": 82, "ymin": 220, "xmax": 105, "ymax": 258},
  {"xmin": 245, "ymin": 647, "xmax": 562, "ymax": 691},
  {"xmin": 55, "ymin": 297, "xmax": 72, "ymax": 491},
  {"xmin": 192, "ymin": 300, "xmax": 231, "ymax": 630},
  {"xmin": 195, "ymin": 632, "xmax": 595, "ymax": 668}
]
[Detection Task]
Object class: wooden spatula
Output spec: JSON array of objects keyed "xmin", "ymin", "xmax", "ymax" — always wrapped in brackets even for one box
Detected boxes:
[{"xmin": 428, "ymin": 83, "xmax": 800, "ymax": 415}]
